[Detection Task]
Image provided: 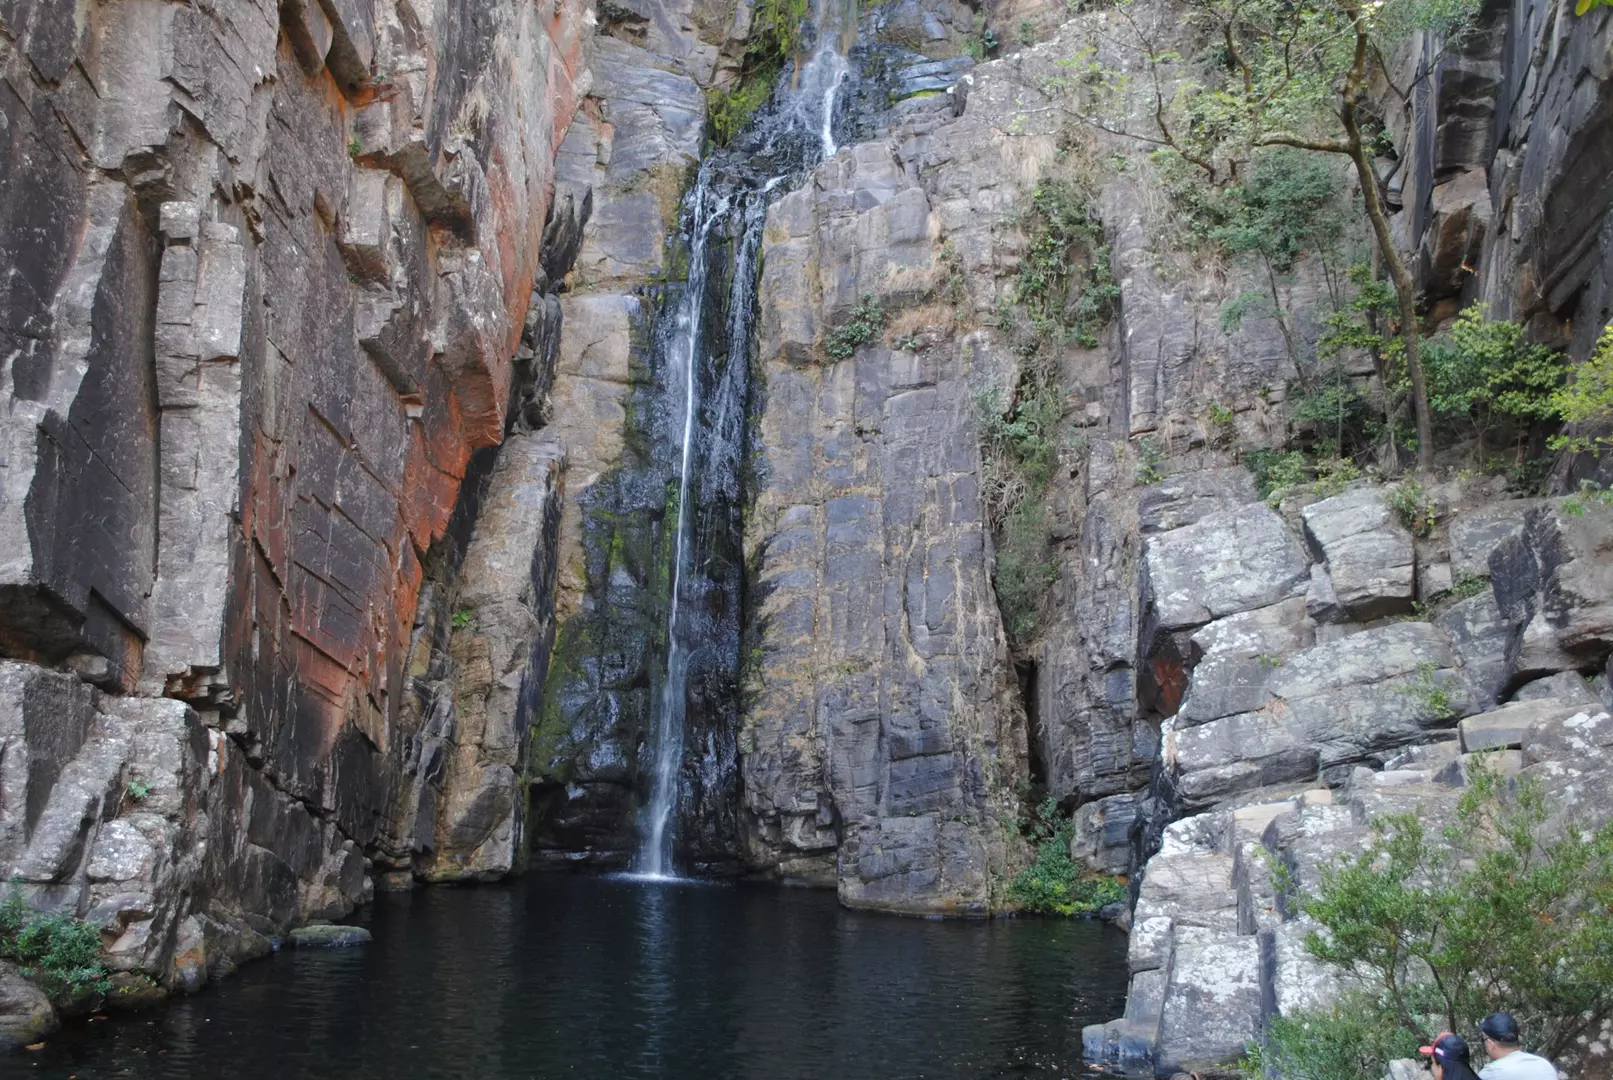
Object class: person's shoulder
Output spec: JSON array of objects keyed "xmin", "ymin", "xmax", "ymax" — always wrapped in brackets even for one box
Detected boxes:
[{"xmin": 1517, "ymin": 1052, "xmax": 1560, "ymax": 1079}]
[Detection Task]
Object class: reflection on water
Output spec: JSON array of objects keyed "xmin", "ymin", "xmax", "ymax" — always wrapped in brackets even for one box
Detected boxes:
[{"xmin": 24, "ymin": 876, "xmax": 1128, "ymax": 1080}]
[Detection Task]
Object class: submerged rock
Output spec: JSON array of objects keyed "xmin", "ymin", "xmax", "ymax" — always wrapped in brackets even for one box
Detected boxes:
[{"xmin": 289, "ymin": 925, "xmax": 374, "ymax": 949}]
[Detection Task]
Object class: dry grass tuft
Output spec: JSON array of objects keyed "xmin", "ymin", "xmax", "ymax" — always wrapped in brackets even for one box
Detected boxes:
[{"xmin": 885, "ymin": 302, "xmax": 958, "ymax": 348}]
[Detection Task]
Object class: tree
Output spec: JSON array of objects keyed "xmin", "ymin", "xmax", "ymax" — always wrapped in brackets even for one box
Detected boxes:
[
  {"xmin": 1083, "ymin": 0, "xmax": 1484, "ymax": 470},
  {"xmin": 1549, "ymin": 323, "xmax": 1613, "ymax": 454}
]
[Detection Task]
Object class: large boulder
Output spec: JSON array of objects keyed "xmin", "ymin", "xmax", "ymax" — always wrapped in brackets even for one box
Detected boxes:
[
  {"xmin": 0, "ymin": 962, "xmax": 57, "ymax": 1050},
  {"xmin": 1143, "ymin": 506, "xmax": 1311, "ymax": 633},
  {"xmin": 1492, "ymin": 501, "xmax": 1613, "ymax": 682},
  {"xmin": 1300, "ymin": 487, "xmax": 1416, "ymax": 620},
  {"xmin": 1169, "ymin": 622, "xmax": 1468, "ymax": 808}
]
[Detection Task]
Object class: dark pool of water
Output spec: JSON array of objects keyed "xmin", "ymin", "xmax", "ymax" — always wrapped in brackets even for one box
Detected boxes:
[{"xmin": 19, "ymin": 875, "xmax": 1128, "ymax": 1080}]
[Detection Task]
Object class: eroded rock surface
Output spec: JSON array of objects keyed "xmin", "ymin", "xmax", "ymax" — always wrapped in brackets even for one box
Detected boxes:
[{"xmin": 0, "ymin": 0, "xmax": 593, "ymax": 1000}]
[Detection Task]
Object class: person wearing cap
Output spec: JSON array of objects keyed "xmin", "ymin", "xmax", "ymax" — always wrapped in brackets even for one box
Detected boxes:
[
  {"xmin": 1421, "ymin": 1032, "xmax": 1483, "ymax": 1080},
  {"xmin": 1476, "ymin": 1013, "xmax": 1559, "ymax": 1080}
]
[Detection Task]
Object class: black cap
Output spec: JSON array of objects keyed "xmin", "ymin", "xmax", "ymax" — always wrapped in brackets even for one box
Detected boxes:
[{"xmin": 1479, "ymin": 1013, "xmax": 1521, "ymax": 1044}]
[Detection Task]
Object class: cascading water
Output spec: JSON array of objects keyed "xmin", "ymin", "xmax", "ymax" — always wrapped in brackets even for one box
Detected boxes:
[{"xmin": 633, "ymin": 0, "xmax": 855, "ymax": 878}]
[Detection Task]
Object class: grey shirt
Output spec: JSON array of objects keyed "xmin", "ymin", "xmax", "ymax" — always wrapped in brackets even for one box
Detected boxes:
[{"xmin": 1479, "ymin": 1050, "xmax": 1559, "ymax": 1080}]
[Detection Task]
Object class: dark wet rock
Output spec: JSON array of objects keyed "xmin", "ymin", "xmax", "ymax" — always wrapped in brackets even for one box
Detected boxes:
[
  {"xmin": 0, "ymin": 963, "xmax": 57, "ymax": 1050},
  {"xmin": 289, "ymin": 924, "xmax": 374, "ymax": 948}
]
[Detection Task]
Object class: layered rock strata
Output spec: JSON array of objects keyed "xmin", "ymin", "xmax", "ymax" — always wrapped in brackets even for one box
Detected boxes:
[{"xmin": 1, "ymin": 0, "xmax": 592, "ymax": 998}]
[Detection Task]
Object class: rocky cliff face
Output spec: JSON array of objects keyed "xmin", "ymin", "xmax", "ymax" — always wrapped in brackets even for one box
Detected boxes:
[
  {"xmin": 1, "ymin": 0, "xmax": 591, "ymax": 992},
  {"xmin": 3, "ymin": 0, "xmax": 1612, "ymax": 1063}
]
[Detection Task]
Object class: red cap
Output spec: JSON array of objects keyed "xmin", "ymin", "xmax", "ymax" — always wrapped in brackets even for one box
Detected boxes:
[{"xmin": 1420, "ymin": 1033, "xmax": 1455, "ymax": 1057}]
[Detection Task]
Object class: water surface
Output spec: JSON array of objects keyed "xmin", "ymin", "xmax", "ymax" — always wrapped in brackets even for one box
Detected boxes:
[{"xmin": 23, "ymin": 875, "xmax": 1128, "ymax": 1079}]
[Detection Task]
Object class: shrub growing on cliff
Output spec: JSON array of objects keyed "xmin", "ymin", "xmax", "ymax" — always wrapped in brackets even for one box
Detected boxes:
[
  {"xmin": 1, "ymin": 880, "xmax": 111, "ymax": 1002},
  {"xmin": 1550, "ymin": 323, "xmax": 1613, "ymax": 454},
  {"xmin": 994, "ymin": 502, "xmax": 1060, "ymax": 644},
  {"xmin": 1245, "ymin": 992, "xmax": 1425, "ymax": 1080},
  {"xmin": 1012, "ymin": 181, "xmax": 1119, "ymax": 349},
  {"xmin": 705, "ymin": 0, "xmax": 809, "ymax": 145},
  {"xmin": 1250, "ymin": 757, "xmax": 1613, "ymax": 1077},
  {"xmin": 825, "ymin": 294, "xmax": 886, "ymax": 360},
  {"xmin": 975, "ymin": 384, "xmax": 1062, "ymax": 644},
  {"xmin": 1006, "ymin": 799, "xmax": 1126, "ymax": 916},
  {"xmin": 1421, "ymin": 305, "xmax": 1564, "ymax": 463}
]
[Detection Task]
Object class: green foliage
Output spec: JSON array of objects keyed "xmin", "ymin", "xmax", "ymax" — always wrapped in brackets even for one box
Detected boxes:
[
  {"xmin": 1133, "ymin": 436, "xmax": 1165, "ymax": 485},
  {"xmin": 1289, "ymin": 374, "xmax": 1379, "ymax": 456},
  {"xmin": 705, "ymin": 0, "xmax": 807, "ymax": 145},
  {"xmin": 1422, "ymin": 304, "xmax": 1564, "ymax": 459},
  {"xmin": 1550, "ymin": 323, "xmax": 1613, "ymax": 453},
  {"xmin": 708, "ymin": 78, "xmax": 776, "ymax": 147},
  {"xmin": 0, "ymin": 880, "xmax": 111, "ymax": 1002},
  {"xmin": 451, "ymin": 608, "xmax": 472, "ymax": 630},
  {"xmin": 975, "ymin": 382, "xmax": 1062, "ymax": 645},
  {"xmin": 1006, "ymin": 799, "xmax": 1127, "ymax": 915},
  {"xmin": 976, "ymin": 183, "xmax": 1118, "ymax": 647},
  {"xmin": 976, "ymin": 384, "xmax": 1061, "ymax": 515},
  {"xmin": 825, "ymin": 294, "xmax": 885, "ymax": 360},
  {"xmin": 1244, "ymin": 991, "xmax": 1425, "ymax": 1080},
  {"xmin": 1316, "ymin": 264, "xmax": 1400, "ymax": 365},
  {"xmin": 1397, "ymin": 659, "xmax": 1457, "ymax": 720},
  {"xmin": 1244, "ymin": 448, "xmax": 1309, "ymax": 499},
  {"xmin": 1284, "ymin": 759, "xmax": 1613, "ymax": 1060},
  {"xmin": 1575, "ymin": 0, "xmax": 1610, "ymax": 14},
  {"xmin": 125, "ymin": 778, "xmax": 152, "ymax": 801},
  {"xmin": 1562, "ymin": 479, "xmax": 1613, "ymax": 517},
  {"xmin": 1013, "ymin": 182, "xmax": 1119, "ymax": 349},
  {"xmin": 994, "ymin": 502, "xmax": 1059, "ymax": 644},
  {"xmin": 1384, "ymin": 479, "xmax": 1437, "ymax": 536},
  {"xmin": 1208, "ymin": 149, "xmax": 1344, "ymax": 272},
  {"xmin": 346, "ymin": 136, "xmax": 362, "ymax": 159},
  {"xmin": 746, "ymin": 0, "xmax": 809, "ymax": 70},
  {"xmin": 961, "ymin": 13, "xmax": 1000, "ymax": 58},
  {"xmin": 1243, "ymin": 449, "xmax": 1359, "ymax": 501}
]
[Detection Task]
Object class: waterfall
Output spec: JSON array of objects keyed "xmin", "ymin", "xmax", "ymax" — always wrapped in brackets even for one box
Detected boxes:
[{"xmin": 633, "ymin": 3, "xmax": 853, "ymax": 878}]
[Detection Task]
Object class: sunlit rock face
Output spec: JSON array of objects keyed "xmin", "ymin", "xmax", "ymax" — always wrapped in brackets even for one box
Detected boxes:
[{"xmin": 0, "ymin": 0, "xmax": 592, "ymax": 990}]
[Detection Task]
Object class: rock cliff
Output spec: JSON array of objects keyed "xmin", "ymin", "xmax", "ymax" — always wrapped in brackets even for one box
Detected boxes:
[
  {"xmin": 1, "ymin": 0, "xmax": 592, "ymax": 995},
  {"xmin": 3, "ymin": 0, "xmax": 1613, "ymax": 1066}
]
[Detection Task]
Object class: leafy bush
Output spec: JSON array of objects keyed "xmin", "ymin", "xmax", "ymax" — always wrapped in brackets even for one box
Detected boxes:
[
  {"xmin": 1208, "ymin": 149, "xmax": 1344, "ymax": 273},
  {"xmin": 1006, "ymin": 799, "xmax": 1127, "ymax": 916},
  {"xmin": 1288, "ymin": 374, "xmax": 1379, "ymax": 458},
  {"xmin": 1, "ymin": 881, "xmax": 111, "ymax": 1001},
  {"xmin": 1242, "ymin": 449, "xmax": 1358, "ymax": 501},
  {"xmin": 1245, "ymin": 992, "xmax": 1426, "ymax": 1080},
  {"xmin": 1422, "ymin": 305, "xmax": 1564, "ymax": 459},
  {"xmin": 1270, "ymin": 758, "xmax": 1613, "ymax": 1063},
  {"xmin": 1244, "ymin": 448, "xmax": 1310, "ymax": 499},
  {"xmin": 1396, "ymin": 659, "xmax": 1457, "ymax": 720},
  {"xmin": 1013, "ymin": 182, "xmax": 1118, "ymax": 349},
  {"xmin": 1133, "ymin": 436, "xmax": 1165, "ymax": 485},
  {"xmin": 975, "ymin": 384, "xmax": 1062, "ymax": 645},
  {"xmin": 975, "ymin": 384, "xmax": 1061, "ymax": 516},
  {"xmin": 993, "ymin": 502, "xmax": 1059, "ymax": 645},
  {"xmin": 825, "ymin": 294, "xmax": 885, "ymax": 360},
  {"xmin": 1384, "ymin": 479, "xmax": 1437, "ymax": 536},
  {"xmin": 1550, "ymin": 323, "xmax": 1613, "ymax": 453},
  {"xmin": 708, "ymin": 78, "xmax": 776, "ymax": 147}
]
